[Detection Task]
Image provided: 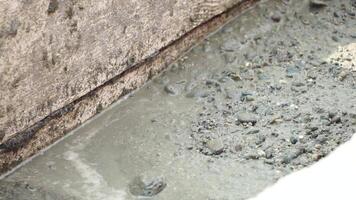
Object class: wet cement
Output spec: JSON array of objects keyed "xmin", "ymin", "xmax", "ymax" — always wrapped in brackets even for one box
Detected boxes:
[{"xmin": 1, "ymin": 0, "xmax": 356, "ymax": 199}]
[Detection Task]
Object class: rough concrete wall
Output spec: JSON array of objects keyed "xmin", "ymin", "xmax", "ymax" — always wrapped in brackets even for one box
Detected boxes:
[
  {"xmin": 0, "ymin": 0, "xmax": 258, "ymax": 173},
  {"xmin": 0, "ymin": 0, "xmax": 243, "ymax": 141}
]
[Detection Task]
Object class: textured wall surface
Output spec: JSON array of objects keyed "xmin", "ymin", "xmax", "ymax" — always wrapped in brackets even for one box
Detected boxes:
[
  {"xmin": 0, "ymin": 0, "xmax": 242, "ymax": 140},
  {"xmin": 0, "ymin": 0, "xmax": 257, "ymax": 173}
]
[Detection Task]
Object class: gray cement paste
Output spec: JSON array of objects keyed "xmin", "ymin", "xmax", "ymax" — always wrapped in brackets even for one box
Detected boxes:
[{"xmin": 1, "ymin": 0, "xmax": 356, "ymax": 199}]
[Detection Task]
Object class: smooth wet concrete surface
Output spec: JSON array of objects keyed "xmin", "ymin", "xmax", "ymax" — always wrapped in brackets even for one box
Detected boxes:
[{"xmin": 2, "ymin": 0, "xmax": 356, "ymax": 199}]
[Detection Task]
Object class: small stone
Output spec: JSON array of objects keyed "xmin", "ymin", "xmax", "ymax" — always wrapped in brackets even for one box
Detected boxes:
[
  {"xmin": 240, "ymin": 91, "xmax": 254, "ymax": 101},
  {"xmin": 286, "ymin": 66, "xmax": 299, "ymax": 78},
  {"xmin": 237, "ymin": 112, "xmax": 258, "ymax": 125},
  {"xmin": 352, "ymin": 119, "xmax": 356, "ymax": 125},
  {"xmin": 333, "ymin": 11, "xmax": 340, "ymax": 18},
  {"xmin": 257, "ymin": 150, "xmax": 266, "ymax": 158},
  {"xmin": 305, "ymin": 126, "xmax": 318, "ymax": 134},
  {"xmin": 224, "ymin": 53, "xmax": 237, "ymax": 64},
  {"xmin": 164, "ymin": 84, "xmax": 180, "ymax": 95},
  {"xmin": 129, "ymin": 175, "xmax": 167, "ymax": 197},
  {"xmin": 331, "ymin": 35, "xmax": 339, "ymax": 42},
  {"xmin": 281, "ymin": 155, "xmax": 292, "ymax": 164},
  {"xmin": 316, "ymin": 135, "xmax": 327, "ymax": 144},
  {"xmin": 257, "ymin": 73, "xmax": 270, "ymax": 81},
  {"xmin": 311, "ymin": 153, "xmax": 323, "ymax": 161},
  {"xmin": 206, "ymin": 138, "xmax": 224, "ymax": 155},
  {"xmin": 245, "ymin": 152, "xmax": 260, "ymax": 160},
  {"xmin": 350, "ymin": 113, "xmax": 356, "ymax": 119},
  {"xmin": 234, "ymin": 144, "xmax": 243, "ymax": 152},
  {"xmin": 328, "ymin": 111, "xmax": 337, "ymax": 119},
  {"xmin": 246, "ymin": 129, "xmax": 260, "ymax": 135},
  {"xmin": 309, "ymin": 0, "xmax": 327, "ymax": 8},
  {"xmin": 279, "ymin": 79, "xmax": 288, "ymax": 84},
  {"xmin": 282, "ymin": 148, "xmax": 305, "ymax": 164},
  {"xmin": 338, "ymin": 71, "xmax": 349, "ymax": 81},
  {"xmin": 206, "ymin": 79, "xmax": 221, "ymax": 88},
  {"xmin": 245, "ymin": 96, "xmax": 255, "ymax": 102},
  {"xmin": 255, "ymin": 135, "xmax": 266, "ymax": 145},
  {"xmin": 307, "ymin": 71, "xmax": 318, "ymax": 80},
  {"xmin": 230, "ymin": 73, "xmax": 242, "ymax": 81},
  {"xmin": 271, "ymin": 132, "xmax": 279, "ymax": 137},
  {"xmin": 271, "ymin": 13, "xmax": 282, "ymax": 22},
  {"xmin": 330, "ymin": 116, "xmax": 341, "ymax": 124},
  {"xmin": 292, "ymin": 82, "xmax": 305, "ymax": 87},
  {"xmin": 270, "ymin": 115, "xmax": 284, "ymax": 124},
  {"xmin": 47, "ymin": 0, "xmax": 59, "ymax": 14},
  {"xmin": 347, "ymin": 10, "xmax": 356, "ymax": 17},
  {"xmin": 265, "ymin": 150, "xmax": 274, "ymax": 159},
  {"xmin": 290, "ymin": 136, "xmax": 298, "ymax": 144}
]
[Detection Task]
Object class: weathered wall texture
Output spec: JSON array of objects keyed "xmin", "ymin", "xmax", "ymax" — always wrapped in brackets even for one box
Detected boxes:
[{"xmin": 0, "ymin": 0, "xmax": 258, "ymax": 174}]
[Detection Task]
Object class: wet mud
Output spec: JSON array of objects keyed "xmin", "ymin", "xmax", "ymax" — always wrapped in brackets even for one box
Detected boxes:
[{"xmin": 1, "ymin": 0, "xmax": 356, "ymax": 199}]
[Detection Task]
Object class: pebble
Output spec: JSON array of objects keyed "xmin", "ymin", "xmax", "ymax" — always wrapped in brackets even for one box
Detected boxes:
[
  {"xmin": 292, "ymin": 82, "xmax": 305, "ymax": 87},
  {"xmin": 245, "ymin": 152, "xmax": 260, "ymax": 160},
  {"xmin": 230, "ymin": 73, "xmax": 242, "ymax": 81},
  {"xmin": 338, "ymin": 71, "xmax": 349, "ymax": 81},
  {"xmin": 257, "ymin": 73, "xmax": 270, "ymax": 80},
  {"xmin": 129, "ymin": 175, "xmax": 167, "ymax": 197},
  {"xmin": 270, "ymin": 115, "xmax": 284, "ymax": 124},
  {"xmin": 332, "ymin": 35, "xmax": 339, "ymax": 42},
  {"xmin": 350, "ymin": 113, "xmax": 356, "ymax": 119},
  {"xmin": 347, "ymin": 10, "xmax": 356, "ymax": 17},
  {"xmin": 305, "ymin": 126, "xmax": 318, "ymax": 134},
  {"xmin": 237, "ymin": 112, "xmax": 258, "ymax": 125},
  {"xmin": 206, "ymin": 138, "xmax": 224, "ymax": 155},
  {"xmin": 286, "ymin": 66, "xmax": 300, "ymax": 78},
  {"xmin": 47, "ymin": 0, "xmax": 59, "ymax": 14},
  {"xmin": 271, "ymin": 13, "xmax": 282, "ymax": 22},
  {"xmin": 328, "ymin": 111, "xmax": 337, "ymax": 119},
  {"xmin": 290, "ymin": 136, "xmax": 298, "ymax": 144},
  {"xmin": 240, "ymin": 91, "xmax": 255, "ymax": 101},
  {"xmin": 246, "ymin": 129, "xmax": 260, "ymax": 135},
  {"xmin": 282, "ymin": 148, "xmax": 305, "ymax": 164},
  {"xmin": 245, "ymin": 96, "xmax": 255, "ymax": 102},
  {"xmin": 271, "ymin": 132, "xmax": 279, "ymax": 137},
  {"xmin": 329, "ymin": 116, "xmax": 342, "ymax": 124},
  {"xmin": 311, "ymin": 153, "xmax": 323, "ymax": 161},
  {"xmin": 164, "ymin": 84, "xmax": 180, "ymax": 95},
  {"xmin": 333, "ymin": 11, "xmax": 340, "ymax": 18},
  {"xmin": 309, "ymin": 0, "xmax": 328, "ymax": 8},
  {"xmin": 265, "ymin": 150, "xmax": 274, "ymax": 159},
  {"xmin": 316, "ymin": 135, "xmax": 328, "ymax": 144},
  {"xmin": 255, "ymin": 135, "xmax": 266, "ymax": 145},
  {"xmin": 257, "ymin": 149, "xmax": 266, "ymax": 158},
  {"xmin": 234, "ymin": 144, "xmax": 243, "ymax": 152}
]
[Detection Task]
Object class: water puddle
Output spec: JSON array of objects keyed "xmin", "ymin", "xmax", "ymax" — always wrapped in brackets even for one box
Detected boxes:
[{"xmin": 1, "ymin": 0, "xmax": 356, "ymax": 199}]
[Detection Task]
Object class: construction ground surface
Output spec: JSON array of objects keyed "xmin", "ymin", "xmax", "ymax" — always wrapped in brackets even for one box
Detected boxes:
[{"xmin": 1, "ymin": 0, "xmax": 356, "ymax": 199}]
